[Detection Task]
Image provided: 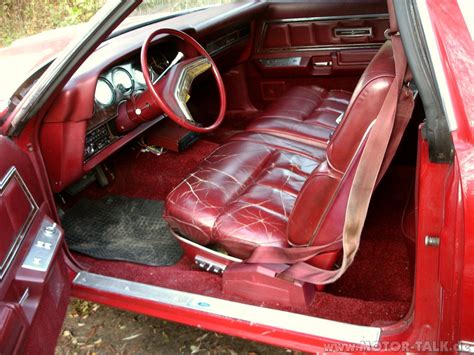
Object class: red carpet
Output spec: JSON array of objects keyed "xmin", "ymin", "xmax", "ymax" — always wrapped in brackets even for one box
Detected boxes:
[
  {"xmin": 326, "ymin": 166, "xmax": 415, "ymax": 303},
  {"xmin": 81, "ymin": 139, "xmax": 219, "ymax": 201},
  {"xmin": 70, "ymin": 137, "xmax": 415, "ymax": 326}
]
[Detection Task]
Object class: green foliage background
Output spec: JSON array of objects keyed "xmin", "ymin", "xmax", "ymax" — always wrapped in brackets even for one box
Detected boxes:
[
  {"xmin": 0, "ymin": 0, "xmax": 232, "ymax": 48},
  {"xmin": 0, "ymin": 0, "xmax": 104, "ymax": 47}
]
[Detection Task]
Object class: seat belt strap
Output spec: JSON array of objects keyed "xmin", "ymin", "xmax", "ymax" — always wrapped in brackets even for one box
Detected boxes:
[{"xmin": 245, "ymin": 34, "xmax": 411, "ymax": 285}]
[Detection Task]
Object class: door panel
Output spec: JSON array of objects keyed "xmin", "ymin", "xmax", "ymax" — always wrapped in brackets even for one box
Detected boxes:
[
  {"xmin": 0, "ymin": 136, "xmax": 70, "ymax": 354},
  {"xmin": 0, "ymin": 305, "xmax": 27, "ymax": 355},
  {"xmin": 248, "ymin": 0, "xmax": 389, "ymax": 107},
  {"xmin": 257, "ymin": 15, "xmax": 387, "ymax": 53}
]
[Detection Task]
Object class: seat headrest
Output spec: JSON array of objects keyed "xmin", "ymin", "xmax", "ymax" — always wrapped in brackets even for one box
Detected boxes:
[{"xmin": 387, "ymin": 0, "xmax": 399, "ymax": 33}]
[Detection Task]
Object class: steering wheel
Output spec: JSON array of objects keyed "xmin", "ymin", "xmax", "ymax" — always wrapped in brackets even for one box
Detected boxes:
[{"xmin": 140, "ymin": 28, "xmax": 226, "ymax": 133}]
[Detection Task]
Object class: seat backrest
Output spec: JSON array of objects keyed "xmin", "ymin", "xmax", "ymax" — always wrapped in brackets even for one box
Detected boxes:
[{"xmin": 287, "ymin": 40, "xmax": 401, "ymax": 248}]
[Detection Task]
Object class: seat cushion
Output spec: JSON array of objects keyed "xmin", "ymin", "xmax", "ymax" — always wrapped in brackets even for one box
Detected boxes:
[
  {"xmin": 246, "ymin": 87, "xmax": 351, "ymax": 146},
  {"xmin": 164, "ymin": 134, "xmax": 325, "ymax": 257}
]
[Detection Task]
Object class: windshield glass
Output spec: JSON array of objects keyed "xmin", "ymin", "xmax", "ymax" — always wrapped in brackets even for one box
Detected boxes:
[
  {"xmin": 117, "ymin": 0, "xmax": 234, "ymax": 35},
  {"xmin": 131, "ymin": 0, "xmax": 233, "ymax": 17},
  {"xmin": 1, "ymin": 0, "xmax": 232, "ymax": 49}
]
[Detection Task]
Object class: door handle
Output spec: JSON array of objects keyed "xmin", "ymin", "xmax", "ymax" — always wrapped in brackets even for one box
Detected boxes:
[{"xmin": 313, "ymin": 61, "xmax": 332, "ymax": 67}]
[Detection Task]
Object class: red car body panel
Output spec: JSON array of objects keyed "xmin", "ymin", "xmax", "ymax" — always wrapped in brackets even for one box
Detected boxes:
[{"xmin": 426, "ymin": 0, "xmax": 474, "ymax": 342}]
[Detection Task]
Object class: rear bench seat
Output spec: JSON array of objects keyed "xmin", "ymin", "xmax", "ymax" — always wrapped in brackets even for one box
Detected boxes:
[{"xmin": 165, "ymin": 41, "xmax": 401, "ymax": 264}]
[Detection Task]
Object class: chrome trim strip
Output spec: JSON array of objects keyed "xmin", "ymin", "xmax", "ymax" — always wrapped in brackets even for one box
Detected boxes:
[
  {"xmin": 174, "ymin": 57, "xmax": 211, "ymax": 123},
  {"xmin": 74, "ymin": 271, "xmax": 381, "ymax": 345},
  {"xmin": 172, "ymin": 231, "xmax": 242, "ymax": 263},
  {"xmin": 0, "ymin": 167, "xmax": 39, "ymax": 280},
  {"xmin": 258, "ymin": 13, "xmax": 388, "ymax": 53},
  {"xmin": 415, "ymin": 0, "xmax": 458, "ymax": 131},
  {"xmin": 18, "ymin": 288, "xmax": 29, "ymax": 305},
  {"xmin": 266, "ymin": 13, "xmax": 389, "ymax": 24},
  {"xmin": 170, "ymin": 229, "xmax": 242, "ymax": 263},
  {"xmin": 261, "ymin": 43, "xmax": 383, "ymax": 54}
]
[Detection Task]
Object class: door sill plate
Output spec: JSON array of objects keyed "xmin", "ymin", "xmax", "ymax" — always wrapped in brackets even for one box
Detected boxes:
[{"xmin": 74, "ymin": 271, "xmax": 381, "ymax": 345}]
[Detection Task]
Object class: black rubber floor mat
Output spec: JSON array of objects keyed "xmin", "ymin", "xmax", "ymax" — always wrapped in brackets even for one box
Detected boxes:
[{"xmin": 62, "ymin": 196, "xmax": 183, "ymax": 266}]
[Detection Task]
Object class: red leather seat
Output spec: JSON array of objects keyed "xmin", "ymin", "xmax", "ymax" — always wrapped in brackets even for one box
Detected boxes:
[
  {"xmin": 165, "ymin": 135, "xmax": 326, "ymax": 253},
  {"xmin": 165, "ymin": 41, "xmax": 404, "ymax": 263}
]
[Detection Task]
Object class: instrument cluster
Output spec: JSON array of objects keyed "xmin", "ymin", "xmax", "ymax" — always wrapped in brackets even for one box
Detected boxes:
[
  {"xmin": 89, "ymin": 48, "xmax": 173, "ymax": 131},
  {"xmin": 94, "ymin": 64, "xmax": 142, "ymax": 107},
  {"xmin": 93, "ymin": 52, "xmax": 170, "ymax": 109},
  {"xmin": 85, "ymin": 44, "xmax": 175, "ymax": 162}
]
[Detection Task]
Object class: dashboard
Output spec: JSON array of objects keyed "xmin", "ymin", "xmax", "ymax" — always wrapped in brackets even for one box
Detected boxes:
[
  {"xmin": 38, "ymin": 0, "xmax": 264, "ymax": 193},
  {"xmin": 84, "ymin": 42, "xmax": 177, "ymax": 161}
]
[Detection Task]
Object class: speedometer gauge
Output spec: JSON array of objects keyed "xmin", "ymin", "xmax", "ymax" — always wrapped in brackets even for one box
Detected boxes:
[
  {"xmin": 112, "ymin": 68, "xmax": 133, "ymax": 93},
  {"xmin": 95, "ymin": 78, "xmax": 115, "ymax": 106}
]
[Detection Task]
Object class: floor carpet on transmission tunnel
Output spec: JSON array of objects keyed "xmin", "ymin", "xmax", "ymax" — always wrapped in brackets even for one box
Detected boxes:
[{"xmin": 62, "ymin": 196, "xmax": 183, "ymax": 266}]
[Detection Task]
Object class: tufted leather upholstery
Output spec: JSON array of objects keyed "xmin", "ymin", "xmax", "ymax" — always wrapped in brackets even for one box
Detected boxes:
[
  {"xmin": 246, "ymin": 86, "xmax": 351, "ymax": 147},
  {"xmin": 289, "ymin": 41, "xmax": 396, "ymax": 247},
  {"xmin": 165, "ymin": 40, "xmax": 403, "ymax": 262},
  {"xmin": 165, "ymin": 135, "xmax": 326, "ymax": 254}
]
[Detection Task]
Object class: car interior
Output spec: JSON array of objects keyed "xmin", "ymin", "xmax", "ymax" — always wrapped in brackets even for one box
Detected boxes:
[{"xmin": 38, "ymin": 0, "xmax": 422, "ymax": 327}]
